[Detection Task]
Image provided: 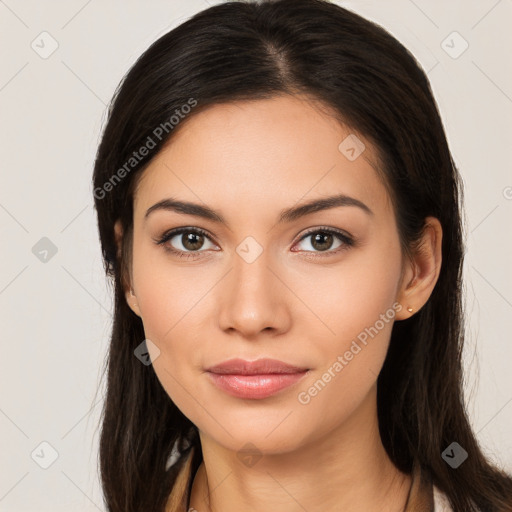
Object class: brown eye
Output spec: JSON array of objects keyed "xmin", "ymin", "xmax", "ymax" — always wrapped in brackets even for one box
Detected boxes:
[
  {"xmin": 293, "ymin": 228, "xmax": 354, "ymax": 254},
  {"xmin": 156, "ymin": 227, "xmax": 217, "ymax": 255},
  {"xmin": 310, "ymin": 232, "xmax": 334, "ymax": 251},
  {"xmin": 181, "ymin": 232, "xmax": 205, "ymax": 251}
]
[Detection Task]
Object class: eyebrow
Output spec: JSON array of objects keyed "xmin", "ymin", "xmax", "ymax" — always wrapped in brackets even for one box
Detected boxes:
[{"xmin": 144, "ymin": 193, "xmax": 373, "ymax": 225}]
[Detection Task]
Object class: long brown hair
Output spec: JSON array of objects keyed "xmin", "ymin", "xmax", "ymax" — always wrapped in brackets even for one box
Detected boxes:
[{"xmin": 92, "ymin": 1, "xmax": 512, "ymax": 510}]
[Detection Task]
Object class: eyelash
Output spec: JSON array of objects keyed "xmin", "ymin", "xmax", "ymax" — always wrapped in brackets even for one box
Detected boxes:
[{"xmin": 154, "ymin": 226, "xmax": 355, "ymax": 260}]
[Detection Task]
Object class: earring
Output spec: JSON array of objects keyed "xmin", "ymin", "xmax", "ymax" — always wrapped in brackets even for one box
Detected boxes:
[{"xmin": 407, "ymin": 306, "xmax": 413, "ymax": 313}]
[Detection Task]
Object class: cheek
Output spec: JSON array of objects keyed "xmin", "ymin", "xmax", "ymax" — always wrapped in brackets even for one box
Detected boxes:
[
  {"xmin": 133, "ymin": 268, "xmax": 207, "ymax": 365},
  {"xmin": 131, "ymin": 229, "xmax": 208, "ymax": 336},
  {"xmin": 293, "ymin": 314, "xmax": 395, "ymax": 450},
  {"xmin": 296, "ymin": 231, "xmax": 403, "ymax": 348},
  {"xmin": 292, "ymin": 234, "xmax": 403, "ymax": 414},
  {"xmin": 130, "ymin": 238, "xmax": 198, "ymax": 362},
  {"xmin": 130, "ymin": 238, "xmax": 228, "ymax": 427},
  {"xmin": 134, "ymin": 271, "xmax": 207, "ymax": 422}
]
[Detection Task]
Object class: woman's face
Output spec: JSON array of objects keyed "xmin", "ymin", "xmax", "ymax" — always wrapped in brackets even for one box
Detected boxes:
[{"xmin": 124, "ymin": 94, "xmax": 410, "ymax": 455}]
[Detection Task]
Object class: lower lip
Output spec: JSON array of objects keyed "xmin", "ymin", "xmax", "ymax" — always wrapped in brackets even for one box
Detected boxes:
[{"xmin": 206, "ymin": 371, "xmax": 308, "ymax": 399}]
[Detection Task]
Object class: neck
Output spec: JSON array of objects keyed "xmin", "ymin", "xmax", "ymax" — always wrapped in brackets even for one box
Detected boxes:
[{"xmin": 188, "ymin": 385, "xmax": 412, "ymax": 512}]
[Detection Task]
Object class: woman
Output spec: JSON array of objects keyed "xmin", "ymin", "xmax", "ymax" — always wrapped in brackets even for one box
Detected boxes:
[{"xmin": 92, "ymin": 0, "xmax": 512, "ymax": 511}]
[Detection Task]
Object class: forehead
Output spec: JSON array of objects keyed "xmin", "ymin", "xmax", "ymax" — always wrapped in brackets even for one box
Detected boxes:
[{"xmin": 133, "ymin": 94, "xmax": 392, "ymax": 220}]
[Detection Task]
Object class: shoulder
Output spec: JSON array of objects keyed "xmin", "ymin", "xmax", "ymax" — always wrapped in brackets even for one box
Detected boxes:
[{"xmin": 433, "ymin": 485, "xmax": 453, "ymax": 512}]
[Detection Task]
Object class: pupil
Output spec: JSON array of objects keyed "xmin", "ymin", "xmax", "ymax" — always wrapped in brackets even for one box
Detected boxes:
[
  {"xmin": 312, "ymin": 232, "xmax": 332, "ymax": 251},
  {"xmin": 183, "ymin": 233, "xmax": 203, "ymax": 251}
]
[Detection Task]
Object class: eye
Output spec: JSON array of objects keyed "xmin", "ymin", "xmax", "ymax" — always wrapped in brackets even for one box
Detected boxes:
[
  {"xmin": 155, "ymin": 227, "xmax": 218, "ymax": 258},
  {"xmin": 292, "ymin": 227, "xmax": 354, "ymax": 255},
  {"xmin": 155, "ymin": 226, "xmax": 354, "ymax": 259}
]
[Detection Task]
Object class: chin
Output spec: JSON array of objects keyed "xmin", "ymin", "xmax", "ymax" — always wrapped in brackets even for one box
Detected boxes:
[{"xmin": 195, "ymin": 410, "xmax": 314, "ymax": 457}]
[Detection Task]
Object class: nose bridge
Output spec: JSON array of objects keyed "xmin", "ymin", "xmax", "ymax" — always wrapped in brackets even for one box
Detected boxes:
[{"xmin": 233, "ymin": 239, "xmax": 272, "ymax": 293}]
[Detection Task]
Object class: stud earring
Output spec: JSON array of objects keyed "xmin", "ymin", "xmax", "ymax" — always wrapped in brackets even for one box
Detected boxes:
[{"xmin": 407, "ymin": 306, "xmax": 413, "ymax": 313}]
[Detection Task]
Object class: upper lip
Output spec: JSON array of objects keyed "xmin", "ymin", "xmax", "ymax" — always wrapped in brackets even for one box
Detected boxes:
[{"xmin": 206, "ymin": 358, "xmax": 309, "ymax": 375}]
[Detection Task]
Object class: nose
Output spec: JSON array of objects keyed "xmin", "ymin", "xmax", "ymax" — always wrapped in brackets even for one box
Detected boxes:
[{"xmin": 217, "ymin": 246, "xmax": 291, "ymax": 339}]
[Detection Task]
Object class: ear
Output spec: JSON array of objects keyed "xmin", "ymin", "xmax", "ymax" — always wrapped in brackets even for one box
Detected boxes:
[
  {"xmin": 114, "ymin": 219, "xmax": 141, "ymax": 318},
  {"xmin": 395, "ymin": 216, "xmax": 443, "ymax": 320}
]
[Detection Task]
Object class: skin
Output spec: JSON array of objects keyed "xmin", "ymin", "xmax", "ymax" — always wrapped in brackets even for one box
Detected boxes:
[{"xmin": 115, "ymin": 94, "xmax": 442, "ymax": 512}]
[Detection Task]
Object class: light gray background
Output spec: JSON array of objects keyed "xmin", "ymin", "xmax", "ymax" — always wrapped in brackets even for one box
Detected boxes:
[{"xmin": 1, "ymin": 0, "xmax": 511, "ymax": 510}]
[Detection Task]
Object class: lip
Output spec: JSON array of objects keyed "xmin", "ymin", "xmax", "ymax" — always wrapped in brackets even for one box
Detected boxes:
[
  {"xmin": 206, "ymin": 358, "xmax": 309, "ymax": 375},
  {"xmin": 205, "ymin": 358, "xmax": 310, "ymax": 399}
]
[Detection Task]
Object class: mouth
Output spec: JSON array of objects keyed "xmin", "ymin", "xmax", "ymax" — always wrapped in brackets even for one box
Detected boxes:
[
  {"xmin": 205, "ymin": 358, "xmax": 310, "ymax": 399},
  {"xmin": 205, "ymin": 357, "xmax": 309, "ymax": 375}
]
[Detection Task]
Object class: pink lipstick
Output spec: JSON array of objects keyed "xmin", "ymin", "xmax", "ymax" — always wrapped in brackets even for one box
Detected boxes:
[{"xmin": 205, "ymin": 358, "xmax": 309, "ymax": 399}]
